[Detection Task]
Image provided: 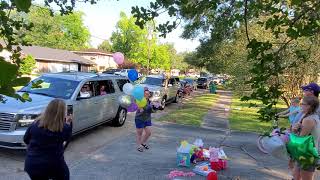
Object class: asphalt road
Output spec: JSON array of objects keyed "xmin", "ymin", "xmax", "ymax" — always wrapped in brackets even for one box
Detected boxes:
[{"xmin": 0, "ymin": 89, "xmax": 208, "ymax": 180}]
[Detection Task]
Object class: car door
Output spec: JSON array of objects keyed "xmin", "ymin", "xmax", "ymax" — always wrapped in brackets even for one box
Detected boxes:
[
  {"xmin": 168, "ymin": 78, "xmax": 177, "ymax": 100},
  {"xmin": 72, "ymin": 81, "xmax": 101, "ymax": 132},
  {"xmin": 97, "ymin": 79, "xmax": 118, "ymax": 122}
]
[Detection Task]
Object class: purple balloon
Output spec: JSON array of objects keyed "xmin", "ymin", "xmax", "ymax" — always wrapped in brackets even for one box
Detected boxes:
[{"xmin": 127, "ymin": 102, "xmax": 138, "ymax": 112}]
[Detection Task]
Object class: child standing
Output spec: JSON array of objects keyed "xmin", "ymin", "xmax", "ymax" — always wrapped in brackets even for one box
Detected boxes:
[
  {"xmin": 276, "ymin": 97, "xmax": 301, "ymax": 126},
  {"xmin": 135, "ymin": 87, "xmax": 156, "ymax": 152}
]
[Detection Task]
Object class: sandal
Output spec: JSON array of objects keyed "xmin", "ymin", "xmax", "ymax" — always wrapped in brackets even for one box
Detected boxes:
[
  {"xmin": 137, "ymin": 146, "xmax": 144, "ymax": 152},
  {"xmin": 141, "ymin": 144, "xmax": 150, "ymax": 150}
]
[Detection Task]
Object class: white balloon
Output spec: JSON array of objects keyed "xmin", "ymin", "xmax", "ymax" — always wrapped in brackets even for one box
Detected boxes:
[{"xmin": 123, "ymin": 83, "xmax": 134, "ymax": 95}]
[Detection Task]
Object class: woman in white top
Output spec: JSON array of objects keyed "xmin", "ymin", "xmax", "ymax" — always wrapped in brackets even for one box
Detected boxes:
[{"xmin": 292, "ymin": 96, "xmax": 320, "ymax": 180}]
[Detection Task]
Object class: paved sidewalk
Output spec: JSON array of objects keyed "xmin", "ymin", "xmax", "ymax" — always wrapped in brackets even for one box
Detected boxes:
[
  {"xmin": 202, "ymin": 90, "xmax": 232, "ymax": 131},
  {"xmin": 200, "ymin": 90, "xmax": 291, "ymax": 179}
]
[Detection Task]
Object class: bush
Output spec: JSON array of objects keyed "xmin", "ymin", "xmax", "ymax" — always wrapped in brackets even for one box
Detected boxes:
[{"xmin": 19, "ymin": 55, "xmax": 36, "ymax": 75}]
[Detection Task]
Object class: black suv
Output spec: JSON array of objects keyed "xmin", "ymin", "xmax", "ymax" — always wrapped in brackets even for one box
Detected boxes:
[{"xmin": 197, "ymin": 77, "xmax": 210, "ymax": 89}]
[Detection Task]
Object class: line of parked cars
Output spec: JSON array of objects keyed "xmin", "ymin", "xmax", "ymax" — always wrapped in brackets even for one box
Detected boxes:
[
  {"xmin": 0, "ymin": 69, "xmax": 225, "ymax": 149},
  {"xmin": 0, "ymin": 71, "xmax": 189, "ymax": 149}
]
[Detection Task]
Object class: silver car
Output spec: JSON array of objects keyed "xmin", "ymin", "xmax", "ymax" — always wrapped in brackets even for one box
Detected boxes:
[
  {"xmin": 0, "ymin": 72, "xmax": 129, "ymax": 149},
  {"xmin": 140, "ymin": 75, "xmax": 181, "ymax": 110}
]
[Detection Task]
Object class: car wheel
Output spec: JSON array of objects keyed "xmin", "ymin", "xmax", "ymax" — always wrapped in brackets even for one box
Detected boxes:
[
  {"xmin": 174, "ymin": 93, "xmax": 182, "ymax": 103},
  {"xmin": 112, "ymin": 108, "xmax": 127, "ymax": 127},
  {"xmin": 159, "ymin": 98, "xmax": 166, "ymax": 110}
]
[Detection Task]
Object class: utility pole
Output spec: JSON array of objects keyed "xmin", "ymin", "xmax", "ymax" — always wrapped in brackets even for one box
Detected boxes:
[{"xmin": 147, "ymin": 26, "xmax": 153, "ymax": 75}]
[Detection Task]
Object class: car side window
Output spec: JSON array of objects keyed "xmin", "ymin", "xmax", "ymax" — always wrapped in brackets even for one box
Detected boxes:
[
  {"xmin": 116, "ymin": 79, "xmax": 130, "ymax": 91},
  {"xmin": 78, "ymin": 81, "xmax": 95, "ymax": 99},
  {"xmin": 169, "ymin": 78, "xmax": 175, "ymax": 85},
  {"xmin": 98, "ymin": 80, "xmax": 115, "ymax": 94}
]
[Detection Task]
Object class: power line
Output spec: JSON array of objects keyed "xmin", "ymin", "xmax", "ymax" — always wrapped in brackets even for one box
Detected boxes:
[{"xmin": 90, "ymin": 35, "xmax": 109, "ymax": 41}]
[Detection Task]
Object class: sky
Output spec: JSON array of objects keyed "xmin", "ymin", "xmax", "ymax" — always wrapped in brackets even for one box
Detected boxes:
[{"xmin": 73, "ymin": 0, "xmax": 200, "ymax": 53}]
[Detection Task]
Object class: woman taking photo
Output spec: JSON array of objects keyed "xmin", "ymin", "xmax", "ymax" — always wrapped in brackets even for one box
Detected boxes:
[
  {"xmin": 292, "ymin": 96, "xmax": 320, "ymax": 180},
  {"xmin": 24, "ymin": 99, "xmax": 72, "ymax": 180}
]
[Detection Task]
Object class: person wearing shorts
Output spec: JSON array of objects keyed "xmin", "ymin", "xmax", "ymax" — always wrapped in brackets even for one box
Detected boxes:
[{"xmin": 135, "ymin": 87, "xmax": 155, "ymax": 152}]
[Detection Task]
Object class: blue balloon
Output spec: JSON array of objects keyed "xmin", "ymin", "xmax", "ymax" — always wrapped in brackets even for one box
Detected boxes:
[
  {"xmin": 128, "ymin": 69, "xmax": 138, "ymax": 82},
  {"xmin": 132, "ymin": 86, "xmax": 144, "ymax": 100}
]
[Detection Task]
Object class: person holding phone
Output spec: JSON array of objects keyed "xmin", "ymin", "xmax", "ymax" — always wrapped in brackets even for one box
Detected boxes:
[{"xmin": 24, "ymin": 99, "xmax": 73, "ymax": 180}]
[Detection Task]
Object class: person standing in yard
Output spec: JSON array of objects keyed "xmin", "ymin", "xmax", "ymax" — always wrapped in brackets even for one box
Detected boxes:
[
  {"xmin": 135, "ymin": 87, "xmax": 155, "ymax": 152},
  {"xmin": 292, "ymin": 83, "xmax": 320, "ymax": 125},
  {"xmin": 24, "ymin": 99, "xmax": 72, "ymax": 180},
  {"xmin": 291, "ymin": 96, "xmax": 320, "ymax": 180}
]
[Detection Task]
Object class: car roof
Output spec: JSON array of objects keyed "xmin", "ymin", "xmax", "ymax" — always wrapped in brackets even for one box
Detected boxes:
[
  {"xmin": 41, "ymin": 72, "xmax": 128, "ymax": 81},
  {"xmin": 146, "ymin": 75, "xmax": 165, "ymax": 79}
]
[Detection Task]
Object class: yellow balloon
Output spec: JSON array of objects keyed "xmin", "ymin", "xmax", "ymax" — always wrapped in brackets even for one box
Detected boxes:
[{"xmin": 136, "ymin": 98, "xmax": 147, "ymax": 108}]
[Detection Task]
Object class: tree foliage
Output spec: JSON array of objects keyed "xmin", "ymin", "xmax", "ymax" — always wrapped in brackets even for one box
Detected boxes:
[
  {"xmin": 133, "ymin": 0, "xmax": 320, "ymax": 122},
  {"xmin": 18, "ymin": 6, "xmax": 90, "ymax": 50},
  {"xmin": 110, "ymin": 12, "xmax": 175, "ymax": 71},
  {"xmin": 98, "ymin": 40, "xmax": 112, "ymax": 52},
  {"xmin": 19, "ymin": 55, "xmax": 36, "ymax": 75},
  {"xmin": 0, "ymin": 0, "xmax": 97, "ymax": 103}
]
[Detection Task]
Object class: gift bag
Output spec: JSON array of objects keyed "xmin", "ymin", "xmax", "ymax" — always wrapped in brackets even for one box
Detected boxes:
[
  {"xmin": 177, "ymin": 141, "xmax": 192, "ymax": 167},
  {"xmin": 177, "ymin": 152, "xmax": 191, "ymax": 167},
  {"xmin": 193, "ymin": 138, "xmax": 204, "ymax": 148},
  {"xmin": 210, "ymin": 159, "xmax": 227, "ymax": 171}
]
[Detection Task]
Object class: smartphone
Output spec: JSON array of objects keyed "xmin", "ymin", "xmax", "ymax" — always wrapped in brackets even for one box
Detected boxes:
[{"xmin": 67, "ymin": 105, "xmax": 73, "ymax": 116}]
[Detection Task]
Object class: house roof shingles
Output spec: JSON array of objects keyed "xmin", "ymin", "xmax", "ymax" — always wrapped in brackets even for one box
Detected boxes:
[{"xmin": 20, "ymin": 46, "xmax": 96, "ymax": 65}]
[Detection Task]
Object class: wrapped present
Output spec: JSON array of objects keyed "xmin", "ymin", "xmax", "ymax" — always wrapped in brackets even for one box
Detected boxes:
[
  {"xmin": 193, "ymin": 162, "xmax": 216, "ymax": 176},
  {"xmin": 210, "ymin": 159, "xmax": 227, "ymax": 171}
]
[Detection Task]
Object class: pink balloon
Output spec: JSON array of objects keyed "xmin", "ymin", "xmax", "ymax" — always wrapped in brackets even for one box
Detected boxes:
[{"xmin": 112, "ymin": 52, "xmax": 124, "ymax": 65}]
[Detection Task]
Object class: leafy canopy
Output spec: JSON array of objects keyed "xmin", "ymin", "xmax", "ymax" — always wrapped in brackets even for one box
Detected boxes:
[
  {"xmin": 0, "ymin": 0, "xmax": 97, "ymax": 103},
  {"xmin": 132, "ymin": 0, "xmax": 320, "ymax": 121}
]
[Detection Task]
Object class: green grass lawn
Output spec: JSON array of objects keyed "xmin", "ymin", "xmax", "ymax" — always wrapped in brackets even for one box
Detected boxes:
[
  {"xmin": 229, "ymin": 97, "xmax": 290, "ymax": 133},
  {"xmin": 157, "ymin": 93, "xmax": 220, "ymax": 126}
]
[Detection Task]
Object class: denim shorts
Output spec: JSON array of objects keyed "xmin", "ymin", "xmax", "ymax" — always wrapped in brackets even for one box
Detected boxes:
[
  {"xmin": 295, "ymin": 162, "xmax": 316, "ymax": 172},
  {"xmin": 135, "ymin": 119, "xmax": 152, "ymax": 129}
]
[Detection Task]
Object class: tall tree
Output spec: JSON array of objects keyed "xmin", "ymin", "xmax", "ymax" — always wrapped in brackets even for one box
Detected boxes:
[
  {"xmin": 98, "ymin": 40, "xmax": 112, "ymax": 52},
  {"xmin": 0, "ymin": 0, "xmax": 97, "ymax": 103},
  {"xmin": 110, "ymin": 12, "xmax": 173, "ymax": 71},
  {"xmin": 21, "ymin": 6, "xmax": 90, "ymax": 50}
]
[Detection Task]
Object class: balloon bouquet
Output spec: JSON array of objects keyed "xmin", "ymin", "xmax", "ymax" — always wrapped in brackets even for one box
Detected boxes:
[{"xmin": 112, "ymin": 52, "xmax": 148, "ymax": 112}]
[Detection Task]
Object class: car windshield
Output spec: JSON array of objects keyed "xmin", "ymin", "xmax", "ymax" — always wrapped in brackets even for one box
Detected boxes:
[
  {"xmin": 19, "ymin": 76, "xmax": 79, "ymax": 99},
  {"xmin": 184, "ymin": 79, "xmax": 193, "ymax": 83},
  {"xmin": 141, "ymin": 77, "xmax": 165, "ymax": 86},
  {"xmin": 198, "ymin": 78, "xmax": 207, "ymax": 81}
]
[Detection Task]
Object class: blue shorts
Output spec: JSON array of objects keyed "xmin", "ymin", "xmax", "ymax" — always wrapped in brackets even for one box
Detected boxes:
[{"xmin": 135, "ymin": 119, "xmax": 152, "ymax": 129}]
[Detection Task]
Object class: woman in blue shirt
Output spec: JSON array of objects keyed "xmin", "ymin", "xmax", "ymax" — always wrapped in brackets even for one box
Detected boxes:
[{"xmin": 24, "ymin": 99, "xmax": 72, "ymax": 180}]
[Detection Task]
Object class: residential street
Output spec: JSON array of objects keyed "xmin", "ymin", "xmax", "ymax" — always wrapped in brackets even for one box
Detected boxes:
[{"xmin": 0, "ymin": 90, "xmax": 297, "ymax": 180}]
